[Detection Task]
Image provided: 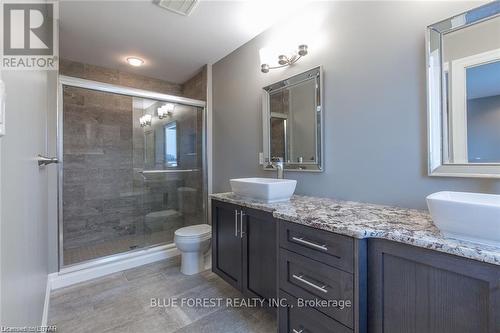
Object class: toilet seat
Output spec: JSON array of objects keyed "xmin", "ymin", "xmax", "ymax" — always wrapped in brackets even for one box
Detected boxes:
[{"xmin": 175, "ymin": 224, "xmax": 211, "ymax": 240}]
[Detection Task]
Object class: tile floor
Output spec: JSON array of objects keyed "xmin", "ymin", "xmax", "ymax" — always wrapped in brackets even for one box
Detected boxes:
[{"xmin": 49, "ymin": 257, "xmax": 277, "ymax": 333}]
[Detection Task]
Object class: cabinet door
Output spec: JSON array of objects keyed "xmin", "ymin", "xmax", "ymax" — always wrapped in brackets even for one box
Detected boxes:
[
  {"xmin": 242, "ymin": 207, "xmax": 277, "ymax": 303},
  {"xmin": 212, "ymin": 200, "xmax": 242, "ymax": 290},
  {"xmin": 368, "ymin": 239, "xmax": 500, "ymax": 333}
]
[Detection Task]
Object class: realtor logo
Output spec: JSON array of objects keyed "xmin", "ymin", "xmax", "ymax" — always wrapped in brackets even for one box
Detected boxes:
[{"xmin": 1, "ymin": 2, "xmax": 58, "ymax": 70}]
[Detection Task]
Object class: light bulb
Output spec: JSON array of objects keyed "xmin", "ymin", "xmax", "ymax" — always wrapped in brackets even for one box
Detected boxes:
[{"xmin": 126, "ymin": 57, "xmax": 144, "ymax": 67}]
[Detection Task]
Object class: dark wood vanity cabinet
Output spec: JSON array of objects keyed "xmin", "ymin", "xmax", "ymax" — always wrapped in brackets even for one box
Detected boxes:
[
  {"xmin": 278, "ymin": 220, "xmax": 367, "ymax": 333},
  {"xmin": 242, "ymin": 206, "xmax": 278, "ymax": 301},
  {"xmin": 211, "ymin": 200, "xmax": 243, "ymax": 289},
  {"xmin": 211, "ymin": 199, "xmax": 277, "ymax": 303},
  {"xmin": 212, "ymin": 198, "xmax": 500, "ymax": 333},
  {"xmin": 368, "ymin": 239, "xmax": 500, "ymax": 333}
]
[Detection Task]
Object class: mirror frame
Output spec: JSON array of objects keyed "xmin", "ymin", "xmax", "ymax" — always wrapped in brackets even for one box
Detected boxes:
[
  {"xmin": 426, "ymin": 1, "xmax": 500, "ymax": 178},
  {"xmin": 262, "ymin": 66, "xmax": 324, "ymax": 172}
]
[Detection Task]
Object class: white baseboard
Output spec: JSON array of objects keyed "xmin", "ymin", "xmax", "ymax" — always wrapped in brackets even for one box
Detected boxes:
[{"xmin": 50, "ymin": 244, "xmax": 179, "ymax": 290}]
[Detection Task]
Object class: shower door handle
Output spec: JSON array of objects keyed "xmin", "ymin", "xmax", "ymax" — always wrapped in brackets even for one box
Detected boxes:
[{"xmin": 37, "ymin": 154, "xmax": 59, "ymax": 167}]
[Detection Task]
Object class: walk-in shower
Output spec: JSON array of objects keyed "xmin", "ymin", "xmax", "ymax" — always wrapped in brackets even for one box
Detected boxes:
[{"xmin": 58, "ymin": 76, "xmax": 206, "ymax": 267}]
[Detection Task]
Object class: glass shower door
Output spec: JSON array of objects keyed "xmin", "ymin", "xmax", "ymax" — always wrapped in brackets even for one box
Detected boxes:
[
  {"xmin": 61, "ymin": 84, "xmax": 205, "ymax": 267},
  {"xmin": 61, "ymin": 85, "xmax": 146, "ymax": 266},
  {"xmin": 133, "ymin": 98, "xmax": 205, "ymax": 248}
]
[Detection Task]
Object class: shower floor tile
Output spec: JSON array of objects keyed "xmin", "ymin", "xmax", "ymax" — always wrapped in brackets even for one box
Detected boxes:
[
  {"xmin": 63, "ymin": 230, "xmax": 174, "ymax": 266},
  {"xmin": 49, "ymin": 257, "xmax": 277, "ymax": 333}
]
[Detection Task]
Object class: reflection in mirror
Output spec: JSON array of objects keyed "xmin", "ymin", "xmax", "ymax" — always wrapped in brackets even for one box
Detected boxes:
[
  {"xmin": 427, "ymin": 2, "xmax": 500, "ymax": 177},
  {"xmin": 164, "ymin": 122, "xmax": 178, "ymax": 167},
  {"xmin": 466, "ymin": 61, "xmax": 500, "ymax": 163},
  {"xmin": 133, "ymin": 98, "xmax": 201, "ymax": 171},
  {"xmin": 263, "ymin": 66, "xmax": 322, "ymax": 172},
  {"xmin": 441, "ymin": 13, "xmax": 500, "ymax": 164}
]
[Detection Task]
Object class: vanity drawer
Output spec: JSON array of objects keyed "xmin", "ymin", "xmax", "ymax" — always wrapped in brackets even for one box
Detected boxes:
[
  {"xmin": 279, "ymin": 290, "xmax": 352, "ymax": 333},
  {"xmin": 279, "ymin": 248, "xmax": 354, "ymax": 328},
  {"xmin": 280, "ymin": 220, "xmax": 354, "ymax": 273}
]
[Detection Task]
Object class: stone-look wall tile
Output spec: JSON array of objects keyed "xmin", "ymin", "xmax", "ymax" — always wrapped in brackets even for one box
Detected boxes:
[
  {"xmin": 182, "ymin": 65, "xmax": 207, "ymax": 101},
  {"xmin": 60, "ymin": 59, "xmax": 183, "ymax": 96},
  {"xmin": 63, "ymin": 87, "xmax": 84, "ymax": 106},
  {"xmin": 86, "ymin": 64, "xmax": 120, "ymax": 85},
  {"xmin": 63, "ymin": 184, "xmax": 85, "ymax": 203},
  {"xmin": 59, "ymin": 60, "xmax": 85, "ymax": 79},
  {"xmin": 62, "ymin": 83, "xmax": 139, "ymax": 257}
]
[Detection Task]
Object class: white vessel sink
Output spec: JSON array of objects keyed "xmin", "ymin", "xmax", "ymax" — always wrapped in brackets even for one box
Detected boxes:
[
  {"xmin": 230, "ymin": 178, "xmax": 297, "ymax": 203},
  {"xmin": 426, "ymin": 191, "xmax": 500, "ymax": 247}
]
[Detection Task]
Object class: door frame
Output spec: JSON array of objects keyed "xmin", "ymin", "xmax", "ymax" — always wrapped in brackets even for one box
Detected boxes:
[{"xmin": 57, "ymin": 75, "xmax": 209, "ymax": 270}]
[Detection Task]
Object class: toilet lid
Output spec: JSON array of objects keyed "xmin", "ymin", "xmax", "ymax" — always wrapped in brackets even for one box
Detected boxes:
[{"xmin": 175, "ymin": 224, "xmax": 211, "ymax": 237}]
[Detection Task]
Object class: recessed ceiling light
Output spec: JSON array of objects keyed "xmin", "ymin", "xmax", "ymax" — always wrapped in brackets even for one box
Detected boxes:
[{"xmin": 126, "ymin": 57, "xmax": 144, "ymax": 67}]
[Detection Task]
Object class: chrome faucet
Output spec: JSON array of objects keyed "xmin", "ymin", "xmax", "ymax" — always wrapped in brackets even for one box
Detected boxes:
[{"xmin": 270, "ymin": 157, "xmax": 284, "ymax": 179}]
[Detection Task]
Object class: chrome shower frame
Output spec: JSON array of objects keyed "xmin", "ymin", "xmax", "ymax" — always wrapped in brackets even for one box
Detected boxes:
[{"xmin": 57, "ymin": 75, "xmax": 208, "ymax": 270}]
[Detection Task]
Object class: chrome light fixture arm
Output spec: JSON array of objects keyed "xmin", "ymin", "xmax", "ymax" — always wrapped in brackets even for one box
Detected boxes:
[{"xmin": 261, "ymin": 44, "xmax": 308, "ymax": 73}]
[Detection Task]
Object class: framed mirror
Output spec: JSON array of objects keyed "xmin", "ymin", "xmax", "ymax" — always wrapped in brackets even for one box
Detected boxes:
[
  {"xmin": 427, "ymin": 2, "xmax": 500, "ymax": 177},
  {"xmin": 262, "ymin": 66, "xmax": 323, "ymax": 172}
]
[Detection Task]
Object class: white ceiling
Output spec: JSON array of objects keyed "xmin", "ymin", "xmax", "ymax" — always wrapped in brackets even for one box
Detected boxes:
[{"xmin": 60, "ymin": 0, "xmax": 307, "ymax": 84}]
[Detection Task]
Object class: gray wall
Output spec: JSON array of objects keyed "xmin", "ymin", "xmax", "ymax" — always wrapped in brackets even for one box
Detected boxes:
[
  {"xmin": 212, "ymin": 1, "xmax": 499, "ymax": 210},
  {"xmin": 1, "ymin": 71, "xmax": 50, "ymax": 325}
]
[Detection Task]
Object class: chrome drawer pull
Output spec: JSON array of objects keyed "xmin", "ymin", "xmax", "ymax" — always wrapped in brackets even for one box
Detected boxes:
[
  {"xmin": 292, "ymin": 274, "xmax": 328, "ymax": 294},
  {"xmin": 240, "ymin": 211, "xmax": 245, "ymax": 238},
  {"xmin": 291, "ymin": 236, "xmax": 328, "ymax": 251},
  {"xmin": 292, "ymin": 329, "xmax": 303, "ymax": 333},
  {"xmin": 234, "ymin": 210, "xmax": 239, "ymax": 237}
]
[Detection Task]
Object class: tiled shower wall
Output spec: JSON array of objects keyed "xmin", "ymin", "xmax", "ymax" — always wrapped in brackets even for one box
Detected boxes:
[
  {"xmin": 182, "ymin": 65, "xmax": 207, "ymax": 101},
  {"xmin": 62, "ymin": 86, "xmax": 141, "ymax": 251},
  {"xmin": 60, "ymin": 59, "xmax": 184, "ymax": 95},
  {"xmin": 60, "ymin": 59, "xmax": 206, "ymax": 262}
]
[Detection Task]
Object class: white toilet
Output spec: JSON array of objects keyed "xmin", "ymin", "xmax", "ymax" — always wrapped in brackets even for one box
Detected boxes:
[{"xmin": 174, "ymin": 224, "xmax": 211, "ymax": 275}]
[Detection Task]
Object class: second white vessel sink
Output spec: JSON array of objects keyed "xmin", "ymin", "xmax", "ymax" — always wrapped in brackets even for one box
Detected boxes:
[
  {"xmin": 230, "ymin": 177, "xmax": 297, "ymax": 203},
  {"xmin": 426, "ymin": 191, "xmax": 500, "ymax": 247}
]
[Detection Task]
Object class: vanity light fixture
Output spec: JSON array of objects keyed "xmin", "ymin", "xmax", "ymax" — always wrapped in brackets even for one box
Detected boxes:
[
  {"xmin": 126, "ymin": 57, "xmax": 145, "ymax": 67},
  {"xmin": 139, "ymin": 114, "xmax": 152, "ymax": 127},
  {"xmin": 261, "ymin": 44, "xmax": 308, "ymax": 73},
  {"xmin": 158, "ymin": 103, "xmax": 175, "ymax": 119}
]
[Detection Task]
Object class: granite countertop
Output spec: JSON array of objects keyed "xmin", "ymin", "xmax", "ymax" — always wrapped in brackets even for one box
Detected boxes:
[{"xmin": 210, "ymin": 192, "xmax": 500, "ymax": 266}]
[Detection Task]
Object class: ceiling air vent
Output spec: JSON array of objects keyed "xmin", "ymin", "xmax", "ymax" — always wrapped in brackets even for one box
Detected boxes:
[{"xmin": 155, "ymin": 0, "xmax": 199, "ymax": 16}]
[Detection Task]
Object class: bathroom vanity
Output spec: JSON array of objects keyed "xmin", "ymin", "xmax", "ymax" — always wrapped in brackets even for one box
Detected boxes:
[
  {"xmin": 212, "ymin": 3, "xmax": 500, "ymax": 332},
  {"xmin": 211, "ymin": 200, "xmax": 278, "ymax": 301},
  {"xmin": 211, "ymin": 193, "xmax": 500, "ymax": 333}
]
